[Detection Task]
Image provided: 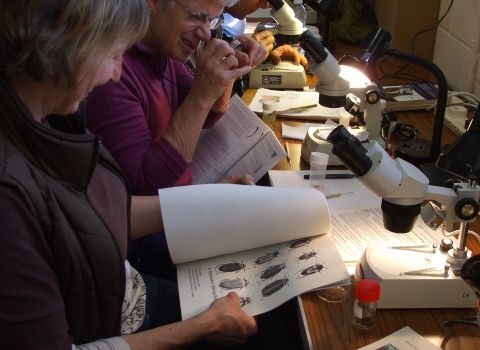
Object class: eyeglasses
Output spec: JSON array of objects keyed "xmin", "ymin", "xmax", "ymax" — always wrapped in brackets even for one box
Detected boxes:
[{"xmin": 173, "ymin": 0, "xmax": 220, "ymax": 29}]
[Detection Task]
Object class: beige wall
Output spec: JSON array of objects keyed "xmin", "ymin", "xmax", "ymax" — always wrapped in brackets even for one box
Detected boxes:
[{"xmin": 433, "ymin": 0, "xmax": 480, "ymax": 95}]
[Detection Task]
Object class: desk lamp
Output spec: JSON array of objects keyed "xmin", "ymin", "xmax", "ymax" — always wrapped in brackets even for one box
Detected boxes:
[{"xmin": 338, "ymin": 26, "xmax": 449, "ymax": 166}]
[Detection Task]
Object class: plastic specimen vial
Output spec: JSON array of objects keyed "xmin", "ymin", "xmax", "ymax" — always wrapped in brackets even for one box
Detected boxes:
[
  {"xmin": 262, "ymin": 100, "xmax": 277, "ymax": 130},
  {"xmin": 309, "ymin": 152, "xmax": 329, "ymax": 191},
  {"xmin": 352, "ymin": 279, "xmax": 381, "ymax": 330}
]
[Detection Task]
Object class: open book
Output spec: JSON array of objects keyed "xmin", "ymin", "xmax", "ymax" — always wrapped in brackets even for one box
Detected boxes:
[
  {"xmin": 190, "ymin": 94, "xmax": 286, "ymax": 184},
  {"xmin": 158, "ymin": 184, "xmax": 350, "ymax": 320}
]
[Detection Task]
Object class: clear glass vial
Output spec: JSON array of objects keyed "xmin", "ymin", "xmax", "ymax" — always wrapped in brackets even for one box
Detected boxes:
[
  {"xmin": 352, "ymin": 279, "xmax": 381, "ymax": 330},
  {"xmin": 309, "ymin": 152, "xmax": 329, "ymax": 191},
  {"xmin": 262, "ymin": 100, "xmax": 277, "ymax": 130}
]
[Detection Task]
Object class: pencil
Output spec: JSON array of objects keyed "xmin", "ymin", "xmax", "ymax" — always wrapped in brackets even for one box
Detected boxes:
[
  {"xmin": 284, "ymin": 142, "xmax": 292, "ymax": 166},
  {"xmin": 304, "ymin": 174, "xmax": 354, "ymax": 180}
]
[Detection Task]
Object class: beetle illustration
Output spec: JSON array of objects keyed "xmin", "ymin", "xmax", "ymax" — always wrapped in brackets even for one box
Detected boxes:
[
  {"xmin": 296, "ymin": 262, "xmax": 326, "ymax": 278},
  {"xmin": 215, "ymin": 260, "xmax": 247, "ymax": 274},
  {"xmin": 219, "ymin": 277, "xmax": 250, "ymax": 291},
  {"xmin": 240, "ymin": 294, "xmax": 254, "ymax": 307},
  {"xmin": 287, "ymin": 237, "xmax": 313, "ymax": 251},
  {"xmin": 256, "ymin": 259, "xmax": 289, "ymax": 282},
  {"xmin": 261, "ymin": 276, "xmax": 291, "ymax": 297},
  {"xmin": 294, "ymin": 249, "xmax": 320, "ymax": 262},
  {"xmin": 254, "ymin": 249, "xmax": 280, "ymax": 265}
]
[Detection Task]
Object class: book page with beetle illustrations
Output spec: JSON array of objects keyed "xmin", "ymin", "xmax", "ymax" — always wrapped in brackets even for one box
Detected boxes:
[{"xmin": 176, "ymin": 233, "xmax": 349, "ymax": 320}]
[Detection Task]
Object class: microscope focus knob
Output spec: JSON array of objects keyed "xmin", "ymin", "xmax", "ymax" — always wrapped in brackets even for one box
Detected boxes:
[
  {"xmin": 365, "ymin": 90, "xmax": 380, "ymax": 104},
  {"xmin": 440, "ymin": 238, "xmax": 454, "ymax": 252},
  {"xmin": 455, "ymin": 197, "xmax": 479, "ymax": 221}
]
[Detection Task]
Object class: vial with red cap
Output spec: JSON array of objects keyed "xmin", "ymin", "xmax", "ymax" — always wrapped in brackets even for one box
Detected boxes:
[{"xmin": 352, "ymin": 279, "xmax": 381, "ymax": 330}]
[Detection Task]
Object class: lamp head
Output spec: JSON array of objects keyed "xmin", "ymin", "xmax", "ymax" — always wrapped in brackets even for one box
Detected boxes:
[
  {"xmin": 436, "ymin": 105, "xmax": 480, "ymax": 180},
  {"xmin": 337, "ymin": 26, "xmax": 392, "ymax": 83}
]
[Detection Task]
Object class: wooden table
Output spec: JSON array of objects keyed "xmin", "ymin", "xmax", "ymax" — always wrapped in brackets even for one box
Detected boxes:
[{"xmin": 241, "ymin": 86, "xmax": 480, "ymax": 349}]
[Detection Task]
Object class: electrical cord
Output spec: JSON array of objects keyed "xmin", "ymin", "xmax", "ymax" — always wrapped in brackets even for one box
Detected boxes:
[
  {"xmin": 441, "ymin": 224, "xmax": 480, "ymax": 244},
  {"xmin": 426, "ymin": 91, "xmax": 480, "ymax": 111},
  {"xmin": 411, "ymin": 0, "xmax": 454, "ymax": 55},
  {"xmin": 376, "ymin": 0, "xmax": 454, "ymax": 85},
  {"xmin": 380, "ymin": 111, "xmax": 419, "ymax": 154}
]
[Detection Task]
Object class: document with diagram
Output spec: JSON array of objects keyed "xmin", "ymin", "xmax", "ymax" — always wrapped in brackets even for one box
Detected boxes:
[
  {"xmin": 158, "ymin": 184, "xmax": 350, "ymax": 319},
  {"xmin": 190, "ymin": 94, "xmax": 286, "ymax": 184}
]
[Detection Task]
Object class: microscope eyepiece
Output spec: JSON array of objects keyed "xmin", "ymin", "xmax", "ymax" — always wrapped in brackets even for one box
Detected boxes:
[
  {"xmin": 299, "ymin": 31, "xmax": 328, "ymax": 63},
  {"xmin": 328, "ymin": 126, "xmax": 371, "ymax": 176}
]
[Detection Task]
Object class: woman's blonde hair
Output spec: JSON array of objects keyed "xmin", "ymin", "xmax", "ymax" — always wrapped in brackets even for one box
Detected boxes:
[{"xmin": 0, "ymin": 0, "xmax": 149, "ymax": 89}]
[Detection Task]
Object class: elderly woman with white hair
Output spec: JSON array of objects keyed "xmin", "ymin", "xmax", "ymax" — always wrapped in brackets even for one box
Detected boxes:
[{"xmin": 85, "ymin": 0, "xmax": 267, "ymax": 281}]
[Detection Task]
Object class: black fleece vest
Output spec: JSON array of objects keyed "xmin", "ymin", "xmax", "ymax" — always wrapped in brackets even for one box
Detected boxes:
[{"xmin": 0, "ymin": 76, "xmax": 130, "ymax": 343}]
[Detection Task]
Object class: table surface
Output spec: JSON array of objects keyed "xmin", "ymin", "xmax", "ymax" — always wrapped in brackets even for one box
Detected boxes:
[{"xmin": 240, "ymin": 47, "xmax": 480, "ymax": 349}]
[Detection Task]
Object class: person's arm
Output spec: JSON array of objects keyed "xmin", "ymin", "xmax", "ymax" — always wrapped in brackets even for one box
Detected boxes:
[
  {"xmin": 130, "ymin": 195, "xmax": 164, "ymax": 240},
  {"xmin": 122, "ymin": 292, "xmax": 257, "ymax": 349},
  {"xmin": 86, "ymin": 70, "xmax": 192, "ymax": 194}
]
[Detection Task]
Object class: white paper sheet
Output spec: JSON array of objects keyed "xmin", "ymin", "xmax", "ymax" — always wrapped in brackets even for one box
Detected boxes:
[
  {"xmin": 190, "ymin": 94, "xmax": 286, "ymax": 184},
  {"xmin": 159, "ymin": 184, "xmax": 331, "ymax": 264},
  {"xmin": 269, "ymin": 170, "xmax": 446, "ymax": 268},
  {"xmin": 249, "ymin": 88, "xmax": 346, "ymax": 119},
  {"xmin": 282, "ymin": 122, "xmax": 327, "ymax": 140},
  {"xmin": 358, "ymin": 326, "xmax": 442, "ymax": 350}
]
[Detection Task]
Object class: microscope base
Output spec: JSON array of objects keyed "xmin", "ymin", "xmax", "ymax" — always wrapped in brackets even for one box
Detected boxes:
[
  {"xmin": 355, "ymin": 245, "xmax": 478, "ymax": 308},
  {"xmin": 249, "ymin": 62, "xmax": 307, "ymax": 90}
]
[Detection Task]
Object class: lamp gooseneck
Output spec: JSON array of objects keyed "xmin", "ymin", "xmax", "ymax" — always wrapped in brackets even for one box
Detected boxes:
[{"xmin": 386, "ymin": 48, "xmax": 448, "ymax": 160}]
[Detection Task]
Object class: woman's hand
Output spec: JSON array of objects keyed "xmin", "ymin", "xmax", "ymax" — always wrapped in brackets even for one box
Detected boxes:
[
  {"xmin": 220, "ymin": 174, "xmax": 255, "ymax": 185},
  {"xmin": 251, "ymin": 30, "xmax": 275, "ymax": 60},
  {"xmin": 233, "ymin": 34, "xmax": 268, "ymax": 68},
  {"xmin": 192, "ymin": 39, "xmax": 253, "ymax": 105},
  {"xmin": 199, "ymin": 292, "xmax": 258, "ymax": 347}
]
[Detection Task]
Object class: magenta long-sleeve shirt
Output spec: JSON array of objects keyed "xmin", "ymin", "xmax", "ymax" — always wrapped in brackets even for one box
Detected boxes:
[{"xmin": 86, "ymin": 43, "xmax": 224, "ymax": 195}]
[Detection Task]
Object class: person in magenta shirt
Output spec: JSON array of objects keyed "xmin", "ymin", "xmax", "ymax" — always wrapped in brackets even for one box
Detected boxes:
[{"xmin": 86, "ymin": 0, "xmax": 266, "ymax": 280}]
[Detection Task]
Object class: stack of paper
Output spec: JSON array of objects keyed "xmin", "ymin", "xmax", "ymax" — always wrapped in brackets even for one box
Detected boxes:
[
  {"xmin": 379, "ymin": 82, "xmax": 464, "ymax": 112},
  {"xmin": 249, "ymin": 88, "xmax": 346, "ymax": 120}
]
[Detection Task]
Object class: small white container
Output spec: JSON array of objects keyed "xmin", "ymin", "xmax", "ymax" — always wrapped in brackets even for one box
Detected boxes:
[
  {"xmin": 309, "ymin": 152, "xmax": 329, "ymax": 191},
  {"xmin": 262, "ymin": 101, "xmax": 278, "ymax": 130},
  {"xmin": 339, "ymin": 111, "xmax": 351, "ymax": 127}
]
